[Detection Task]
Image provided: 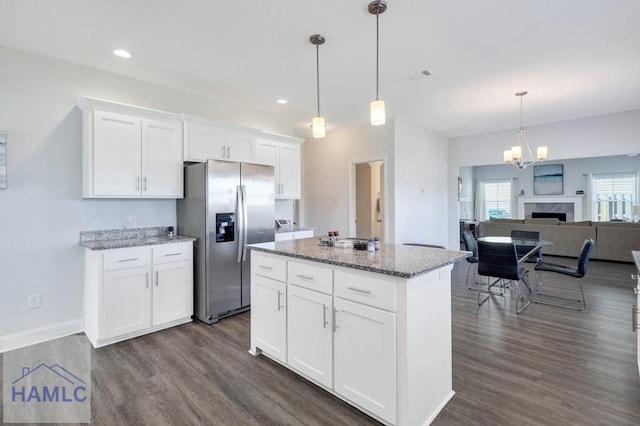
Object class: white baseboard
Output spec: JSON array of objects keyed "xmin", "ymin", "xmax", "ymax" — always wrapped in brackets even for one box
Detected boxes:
[{"xmin": 0, "ymin": 319, "xmax": 84, "ymax": 353}]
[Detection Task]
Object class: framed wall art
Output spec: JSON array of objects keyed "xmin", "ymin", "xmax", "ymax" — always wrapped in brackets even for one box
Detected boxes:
[{"xmin": 533, "ymin": 164, "xmax": 563, "ymax": 195}]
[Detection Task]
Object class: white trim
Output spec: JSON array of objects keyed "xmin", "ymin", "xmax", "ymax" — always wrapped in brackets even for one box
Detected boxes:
[
  {"xmin": 516, "ymin": 195, "xmax": 584, "ymax": 221},
  {"xmin": 0, "ymin": 319, "xmax": 84, "ymax": 353},
  {"xmin": 348, "ymin": 156, "xmax": 389, "ymax": 241}
]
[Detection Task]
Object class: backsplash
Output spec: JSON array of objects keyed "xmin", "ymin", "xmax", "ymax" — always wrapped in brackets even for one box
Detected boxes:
[{"xmin": 79, "ymin": 226, "xmax": 170, "ymax": 242}]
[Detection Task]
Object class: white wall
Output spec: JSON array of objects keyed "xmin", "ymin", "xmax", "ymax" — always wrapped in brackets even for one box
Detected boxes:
[
  {"xmin": 300, "ymin": 122, "xmax": 394, "ymax": 241},
  {"xmin": 0, "ymin": 46, "xmax": 290, "ymax": 347},
  {"xmin": 447, "ymin": 110, "xmax": 640, "ymax": 248},
  {"xmin": 394, "ymin": 120, "xmax": 448, "ymax": 246}
]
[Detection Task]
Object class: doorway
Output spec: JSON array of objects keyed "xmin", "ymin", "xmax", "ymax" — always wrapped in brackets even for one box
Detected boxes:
[{"xmin": 350, "ymin": 159, "xmax": 385, "ymax": 241}]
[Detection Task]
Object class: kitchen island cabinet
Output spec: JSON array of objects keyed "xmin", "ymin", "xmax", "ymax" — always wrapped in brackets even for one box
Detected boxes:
[{"xmin": 249, "ymin": 239, "xmax": 469, "ymax": 426}]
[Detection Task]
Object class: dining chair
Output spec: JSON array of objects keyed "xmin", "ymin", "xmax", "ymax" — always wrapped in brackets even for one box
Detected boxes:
[
  {"xmin": 477, "ymin": 240, "xmax": 531, "ymax": 314},
  {"xmin": 461, "ymin": 230, "xmax": 478, "ymax": 289},
  {"xmin": 533, "ymin": 238, "xmax": 594, "ymax": 310},
  {"xmin": 510, "ymin": 229, "xmax": 542, "ymax": 264}
]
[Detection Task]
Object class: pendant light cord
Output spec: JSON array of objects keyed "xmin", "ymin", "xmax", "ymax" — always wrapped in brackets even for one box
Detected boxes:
[
  {"xmin": 520, "ymin": 94, "xmax": 524, "ymax": 130},
  {"xmin": 375, "ymin": 9, "xmax": 380, "ymax": 100},
  {"xmin": 316, "ymin": 44, "xmax": 321, "ymax": 117}
]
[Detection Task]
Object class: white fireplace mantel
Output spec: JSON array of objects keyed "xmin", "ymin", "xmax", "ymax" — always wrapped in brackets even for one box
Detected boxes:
[{"xmin": 516, "ymin": 195, "xmax": 584, "ymax": 221}]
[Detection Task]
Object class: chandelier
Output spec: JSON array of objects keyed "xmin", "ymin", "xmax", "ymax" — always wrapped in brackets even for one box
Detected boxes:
[{"xmin": 503, "ymin": 91, "xmax": 548, "ymax": 169}]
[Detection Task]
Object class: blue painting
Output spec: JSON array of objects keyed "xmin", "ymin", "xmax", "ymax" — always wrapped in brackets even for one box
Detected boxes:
[{"xmin": 534, "ymin": 164, "xmax": 563, "ymax": 195}]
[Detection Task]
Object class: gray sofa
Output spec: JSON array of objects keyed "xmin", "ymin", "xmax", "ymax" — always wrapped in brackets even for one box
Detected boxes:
[{"xmin": 479, "ymin": 218, "xmax": 640, "ymax": 262}]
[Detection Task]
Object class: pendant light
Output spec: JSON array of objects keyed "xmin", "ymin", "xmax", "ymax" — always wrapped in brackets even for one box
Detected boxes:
[
  {"xmin": 310, "ymin": 34, "xmax": 326, "ymax": 138},
  {"xmin": 369, "ymin": 0, "xmax": 387, "ymax": 126},
  {"xmin": 503, "ymin": 91, "xmax": 548, "ymax": 170}
]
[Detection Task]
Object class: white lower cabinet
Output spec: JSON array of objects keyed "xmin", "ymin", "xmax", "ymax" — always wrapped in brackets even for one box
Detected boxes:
[
  {"xmin": 84, "ymin": 241, "xmax": 193, "ymax": 348},
  {"xmin": 252, "ymin": 274, "xmax": 287, "ymax": 363},
  {"xmin": 287, "ymin": 284, "xmax": 333, "ymax": 388},
  {"xmin": 152, "ymin": 260, "xmax": 193, "ymax": 326},
  {"xmin": 333, "ymin": 297, "xmax": 397, "ymax": 424},
  {"xmin": 102, "ymin": 266, "xmax": 152, "ymax": 339}
]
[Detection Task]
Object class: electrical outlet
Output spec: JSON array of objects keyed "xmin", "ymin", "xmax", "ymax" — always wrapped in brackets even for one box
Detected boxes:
[
  {"xmin": 28, "ymin": 294, "xmax": 40, "ymax": 309},
  {"xmin": 125, "ymin": 215, "xmax": 137, "ymax": 229}
]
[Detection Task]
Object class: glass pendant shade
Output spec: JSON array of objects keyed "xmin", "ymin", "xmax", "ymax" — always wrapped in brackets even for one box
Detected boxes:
[
  {"xmin": 370, "ymin": 99, "xmax": 386, "ymax": 125},
  {"xmin": 537, "ymin": 146, "xmax": 548, "ymax": 160},
  {"xmin": 312, "ymin": 116, "xmax": 325, "ymax": 138}
]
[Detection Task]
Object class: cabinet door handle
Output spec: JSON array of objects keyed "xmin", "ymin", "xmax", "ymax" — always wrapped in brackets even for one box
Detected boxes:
[
  {"xmin": 333, "ymin": 307, "xmax": 339, "ymax": 332},
  {"xmin": 143, "ymin": 176, "xmax": 148, "ymax": 191},
  {"xmin": 258, "ymin": 265, "xmax": 273, "ymax": 270},
  {"xmin": 347, "ymin": 286, "xmax": 371, "ymax": 294},
  {"xmin": 277, "ymin": 290, "xmax": 283, "ymax": 312},
  {"xmin": 145, "ymin": 272, "xmax": 149, "ymax": 288},
  {"xmin": 633, "ymin": 305, "xmax": 638, "ymax": 332},
  {"xmin": 296, "ymin": 274, "xmax": 314, "ymax": 281},
  {"xmin": 155, "ymin": 271, "xmax": 159, "ymax": 287},
  {"xmin": 136, "ymin": 176, "xmax": 140, "ymax": 191},
  {"xmin": 117, "ymin": 258, "xmax": 139, "ymax": 262},
  {"xmin": 227, "ymin": 146, "xmax": 231, "ymax": 158},
  {"xmin": 323, "ymin": 304, "xmax": 328, "ymax": 329},
  {"xmin": 164, "ymin": 253, "xmax": 182, "ymax": 257}
]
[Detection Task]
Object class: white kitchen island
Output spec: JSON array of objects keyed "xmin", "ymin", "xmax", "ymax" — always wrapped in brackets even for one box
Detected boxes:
[{"xmin": 248, "ymin": 239, "xmax": 469, "ymax": 426}]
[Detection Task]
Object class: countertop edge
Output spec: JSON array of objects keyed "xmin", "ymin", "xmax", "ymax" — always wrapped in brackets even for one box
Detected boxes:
[
  {"xmin": 249, "ymin": 246, "xmax": 469, "ymax": 279},
  {"xmin": 80, "ymin": 235, "xmax": 196, "ymax": 251}
]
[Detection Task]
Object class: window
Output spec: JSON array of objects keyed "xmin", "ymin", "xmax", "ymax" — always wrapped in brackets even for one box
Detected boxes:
[
  {"xmin": 483, "ymin": 180, "xmax": 512, "ymax": 219},
  {"xmin": 592, "ymin": 174, "xmax": 637, "ymax": 221}
]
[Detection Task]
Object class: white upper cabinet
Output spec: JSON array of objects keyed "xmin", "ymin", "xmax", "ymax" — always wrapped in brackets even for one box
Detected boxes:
[
  {"xmin": 253, "ymin": 132, "xmax": 304, "ymax": 199},
  {"xmin": 80, "ymin": 98, "xmax": 183, "ymax": 198},
  {"xmin": 183, "ymin": 115, "xmax": 256, "ymax": 163}
]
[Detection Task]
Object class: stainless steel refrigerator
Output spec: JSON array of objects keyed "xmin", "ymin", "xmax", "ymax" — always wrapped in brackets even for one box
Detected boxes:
[{"xmin": 177, "ymin": 159, "xmax": 275, "ymax": 324}]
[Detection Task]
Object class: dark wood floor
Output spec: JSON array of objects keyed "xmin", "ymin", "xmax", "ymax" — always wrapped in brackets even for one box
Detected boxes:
[{"xmin": 2, "ymin": 258, "xmax": 639, "ymax": 425}]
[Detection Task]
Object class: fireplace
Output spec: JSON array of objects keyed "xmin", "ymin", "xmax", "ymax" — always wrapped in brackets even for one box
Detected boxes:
[
  {"xmin": 532, "ymin": 212, "xmax": 567, "ymax": 221},
  {"xmin": 516, "ymin": 195, "xmax": 584, "ymax": 221}
]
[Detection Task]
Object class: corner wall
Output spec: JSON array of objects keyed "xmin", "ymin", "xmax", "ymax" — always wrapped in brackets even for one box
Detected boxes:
[
  {"xmin": 0, "ymin": 46, "xmax": 290, "ymax": 349},
  {"xmin": 300, "ymin": 122, "xmax": 395, "ymax": 241},
  {"xmin": 394, "ymin": 120, "xmax": 448, "ymax": 246}
]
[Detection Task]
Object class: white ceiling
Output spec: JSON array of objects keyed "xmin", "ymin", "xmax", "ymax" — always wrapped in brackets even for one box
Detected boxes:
[{"xmin": 1, "ymin": 0, "xmax": 639, "ymax": 137}]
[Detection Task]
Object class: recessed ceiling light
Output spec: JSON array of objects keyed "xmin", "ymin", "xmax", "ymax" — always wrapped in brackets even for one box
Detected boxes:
[
  {"xmin": 277, "ymin": 99, "xmax": 288, "ymax": 104},
  {"xmin": 113, "ymin": 49, "xmax": 131, "ymax": 59}
]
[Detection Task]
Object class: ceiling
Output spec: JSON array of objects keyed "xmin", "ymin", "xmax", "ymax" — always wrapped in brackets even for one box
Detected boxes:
[{"xmin": 1, "ymin": 0, "xmax": 639, "ymax": 138}]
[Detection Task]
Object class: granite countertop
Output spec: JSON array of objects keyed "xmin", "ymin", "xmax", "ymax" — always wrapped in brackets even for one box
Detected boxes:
[
  {"xmin": 249, "ymin": 238, "xmax": 470, "ymax": 279},
  {"xmin": 79, "ymin": 226, "xmax": 196, "ymax": 251},
  {"xmin": 633, "ymin": 251, "xmax": 640, "ymax": 275}
]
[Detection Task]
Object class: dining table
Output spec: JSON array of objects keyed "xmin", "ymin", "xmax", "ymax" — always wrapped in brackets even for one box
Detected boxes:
[{"xmin": 476, "ymin": 236, "xmax": 553, "ymax": 263}]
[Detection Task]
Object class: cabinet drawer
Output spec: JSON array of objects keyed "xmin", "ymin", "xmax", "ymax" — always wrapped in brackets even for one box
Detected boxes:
[
  {"xmin": 152, "ymin": 242, "xmax": 193, "ymax": 264},
  {"xmin": 288, "ymin": 261, "xmax": 332, "ymax": 294},
  {"xmin": 253, "ymin": 253, "xmax": 287, "ymax": 282},
  {"xmin": 103, "ymin": 247, "xmax": 151, "ymax": 271},
  {"xmin": 334, "ymin": 270, "xmax": 396, "ymax": 312}
]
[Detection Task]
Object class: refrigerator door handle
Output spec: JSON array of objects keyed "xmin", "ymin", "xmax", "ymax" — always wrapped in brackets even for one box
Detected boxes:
[
  {"xmin": 241, "ymin": 184, "xmax": 249, "ymax": 262},
  {"xmin": 236, "ymin": 185, "xmax": 244, "ymax": 263}
]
